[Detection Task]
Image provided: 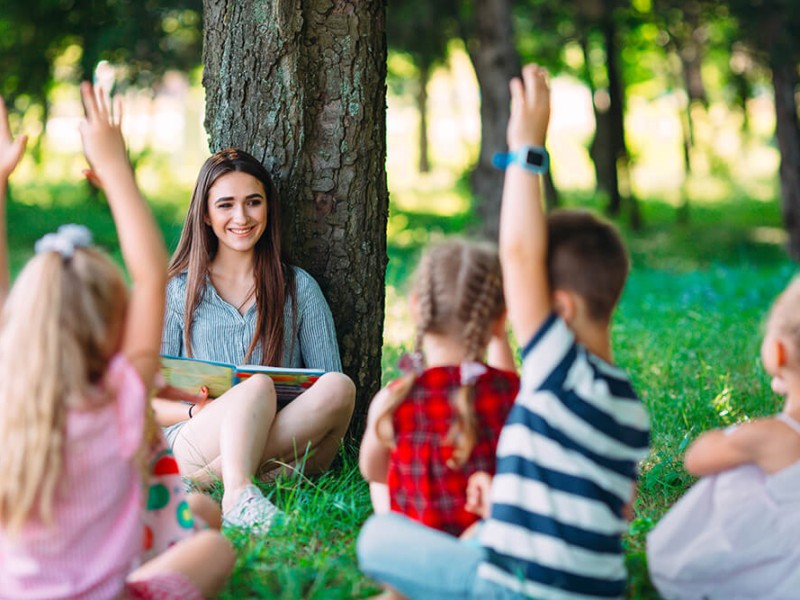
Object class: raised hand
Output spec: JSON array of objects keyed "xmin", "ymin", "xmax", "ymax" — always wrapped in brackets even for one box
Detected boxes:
[
  {"xmin": 77, "ymin": 82, "xmax": 128, "ymax": 183},
  {"xmin": 507, "ymin": 64, "xmax": 551, "ymax": 150},
  {"xmin": 0, "ymin": 99, "xmax": 27, "ymax": 181}
]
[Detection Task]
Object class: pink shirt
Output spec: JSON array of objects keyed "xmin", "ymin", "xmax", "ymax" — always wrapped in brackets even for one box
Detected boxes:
[{"xmin": 0, "ymin": 355, "xmax": 146, "ymax": 599}]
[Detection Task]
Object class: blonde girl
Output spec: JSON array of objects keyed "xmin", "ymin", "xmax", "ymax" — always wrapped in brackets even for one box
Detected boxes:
[
  {"xmin": 0, "ymin": 84, "xmax": 234, "ymax": 599},
  {"xmin": 648, "ymin": 277, "xmax": 800, "ymax": 599},
  {"xmin": 359, "ymin": 238, "xmax": 519, "ymax": 536}
]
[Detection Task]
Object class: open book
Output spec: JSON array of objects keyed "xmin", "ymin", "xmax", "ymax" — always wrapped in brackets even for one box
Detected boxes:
[{"xmin": 160, "ymin": 355, "xmax": 324, "ymax": 407}]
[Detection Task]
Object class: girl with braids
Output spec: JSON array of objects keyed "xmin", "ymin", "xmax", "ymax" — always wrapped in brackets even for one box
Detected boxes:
[
  {"xmin": 0, "ymin": 85, "xmax": 233, "ymax": 598},
  {"xmin": 154, "ymin": 148, "xmax": 355, "ymax": 530},
  {"xmin": 359, "ymin": 238, "xmax": 519, "ymax": 537}
]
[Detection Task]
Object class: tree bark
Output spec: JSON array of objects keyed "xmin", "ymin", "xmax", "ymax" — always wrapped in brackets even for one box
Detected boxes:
[
  {"xmin": 770, "ymin": 60, "xmax": 800, "ymax": 259},
  {"xmin": 463, "ymin": 0, "xmax": 520, "ymax": 240},
  {"xmin": 202, "ymin": 0, "xmax": 389, "ymax": 437}
]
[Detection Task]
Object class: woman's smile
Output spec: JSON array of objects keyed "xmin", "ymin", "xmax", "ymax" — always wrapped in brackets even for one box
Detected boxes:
[{"xmin": 205, "ymin": 171, "xmax": 269, "ymax": 254}]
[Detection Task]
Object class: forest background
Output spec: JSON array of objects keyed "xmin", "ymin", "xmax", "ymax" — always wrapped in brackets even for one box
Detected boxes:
[{"xmin": 2, "ymin": 1, "xmax": 799, "ymax": 597}]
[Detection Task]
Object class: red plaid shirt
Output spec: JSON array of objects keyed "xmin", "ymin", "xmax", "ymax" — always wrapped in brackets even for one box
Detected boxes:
[{"xmin": 387, "ymin": 364, "xmax": 519, "ymax": 536}]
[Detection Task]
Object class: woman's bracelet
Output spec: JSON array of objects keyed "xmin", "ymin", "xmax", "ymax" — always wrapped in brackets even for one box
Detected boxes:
[{"xmin": 189, "ymin": 403, "xmax": 195, "ymax": 419}]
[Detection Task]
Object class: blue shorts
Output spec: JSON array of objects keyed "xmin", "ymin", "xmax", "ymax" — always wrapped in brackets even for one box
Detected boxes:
[{"xmin": 357, "ymin": 513, "xmax": 523, "ymax": 599}]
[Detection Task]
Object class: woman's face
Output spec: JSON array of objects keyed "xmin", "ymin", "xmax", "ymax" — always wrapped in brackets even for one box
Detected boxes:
[{"xmin": 205, "ymin": 171, "xmax": 269, "ymax": 256}]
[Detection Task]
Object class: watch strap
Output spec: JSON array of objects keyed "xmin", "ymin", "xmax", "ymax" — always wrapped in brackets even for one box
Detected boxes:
[{"xmin": 491, "ymin": 145, "xmax": 550, "ymax": 174}]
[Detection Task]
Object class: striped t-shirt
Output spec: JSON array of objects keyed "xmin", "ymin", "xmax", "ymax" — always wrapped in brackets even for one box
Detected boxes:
[
  {"xmin": 161, "ymin": 267, "xmax": 342, "ymax": 372},
  {"xmin": 478, "ymin": 314, "xmax": 650, "ymax": 599}
]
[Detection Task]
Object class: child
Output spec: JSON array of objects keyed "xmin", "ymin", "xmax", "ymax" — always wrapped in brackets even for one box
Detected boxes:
[
  {"xmin": 357, "ymin": 64, "xmax": 650, "ymax": 599},
  {"xmin": 359, "ymin": 238, "xmax": 519, "ymax": 536},
  {"xmin": 647, "ymin": 278, "xmax": 800, "ymax": 599},
  {"xmin": 0, "ymin": 85, "xmax": 234, "ymax": 598}
]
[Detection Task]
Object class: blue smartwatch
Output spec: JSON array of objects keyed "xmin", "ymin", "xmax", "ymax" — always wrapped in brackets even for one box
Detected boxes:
[{"xmin": 492, "ymin": 145, "xmax": 550, "ymax": 174}]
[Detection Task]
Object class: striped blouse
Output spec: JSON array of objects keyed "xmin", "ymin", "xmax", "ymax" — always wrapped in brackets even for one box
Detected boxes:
[
  {"xmin": 478, "ymin": 314, "xmax": 650, "ymax": 599},
  {"xmin": 161, "ymin": 267, "xmax": 342, "ymax": 372}
]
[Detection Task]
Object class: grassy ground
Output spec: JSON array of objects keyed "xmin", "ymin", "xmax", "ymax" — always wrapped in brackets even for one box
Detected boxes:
[{"xmin": 4, "ymin": 177, "xmax": 796, "ymax": 598}]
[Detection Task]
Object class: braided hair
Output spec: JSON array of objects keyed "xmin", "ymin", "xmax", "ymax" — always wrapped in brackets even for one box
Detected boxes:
[{"xmin": 375, "ymin": 239, "xmax": 506, "ymax": 467}]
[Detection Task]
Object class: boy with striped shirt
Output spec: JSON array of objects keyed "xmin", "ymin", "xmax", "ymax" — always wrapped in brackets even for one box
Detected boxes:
[{"xmin": 357, "ymin": 64, "xmax": 650, "ymax": 599}]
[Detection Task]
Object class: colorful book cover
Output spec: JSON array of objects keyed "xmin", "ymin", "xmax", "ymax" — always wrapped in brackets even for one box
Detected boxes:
[{"xmin": 160, "ymin": 355, "xmax": 324, "ymax": 406}]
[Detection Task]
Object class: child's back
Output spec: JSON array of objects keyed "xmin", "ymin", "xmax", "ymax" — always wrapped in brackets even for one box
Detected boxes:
[
  {"xmin": 478, "ymin": 313, "xmax": 649, "ymax": 596},
  {"xmin": 361, "ymin": 238, "xmax": 519, "ymax": 536},
  {"xmin": 388, "ymin": 363, "xmax": 518, "ymax": 535},
  {"xmin": 0, "ymin": 355, "xmax": 147, "ymax": 598}
]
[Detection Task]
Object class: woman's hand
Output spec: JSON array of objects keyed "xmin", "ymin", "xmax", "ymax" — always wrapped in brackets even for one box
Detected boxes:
[{"xmin": 0, "ymin": 99, "xmax": 27, "ymax": 181}]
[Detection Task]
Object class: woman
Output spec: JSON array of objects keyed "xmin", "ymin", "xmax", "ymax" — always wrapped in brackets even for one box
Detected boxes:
[{"xmin": 154, "ymin": 148, "xmax": 355, "ymax": 530}]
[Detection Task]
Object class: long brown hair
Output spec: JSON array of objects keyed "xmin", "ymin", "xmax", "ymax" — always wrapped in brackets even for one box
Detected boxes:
[
  {"xmin": 168, "ymin": 148, "xmax": 297, "ymax": 366},
  {"xmin": 375, "ymin": 239, "xmax": 506, "ymax": 467},
  {"xmin": 0, "ymin": 248, "xmax": 128, "ymax": 533}
]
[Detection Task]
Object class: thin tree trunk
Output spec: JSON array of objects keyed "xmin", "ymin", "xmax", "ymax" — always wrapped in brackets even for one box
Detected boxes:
[
  {"xmin": 417, "ymin": 62, "xmax": 430, "ymax": 173},
  {"xmin": 464, "ymin": 0, "xmax": 520, "ymax": 240},
  {"xmin": 771, "ymin": 60, "xmax": 800, "ymax": 259},
  {"xmin": 202, "ymin": 0, "xmax": 389, "ymax": 437},
  {"xmin": 580, "ymin": 33, "xmax": 617, "ymax": 204}
]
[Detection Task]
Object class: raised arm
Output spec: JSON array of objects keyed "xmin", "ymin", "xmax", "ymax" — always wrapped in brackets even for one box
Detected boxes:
[
  {"xmin": 498, "ymin": 65, "xmax": 552, "ymax": 347},
  {"xmin": 0, "ymin": 99, "xmax": 28, "ymax": 308},
  {"xmin": 78, "ymin": 83, "xmax": 167, "ymax": 386}
]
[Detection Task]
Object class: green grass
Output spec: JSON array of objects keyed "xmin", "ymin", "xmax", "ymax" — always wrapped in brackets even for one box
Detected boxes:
[{"xmin": 5, "ymin": 178, "xmax": 797, "ymax": 598}]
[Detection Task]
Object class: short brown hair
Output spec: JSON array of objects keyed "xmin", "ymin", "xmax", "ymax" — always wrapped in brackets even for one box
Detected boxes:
[{"xmin": 547, "ymin": 209, "xmax": 629, "ymax": 322}]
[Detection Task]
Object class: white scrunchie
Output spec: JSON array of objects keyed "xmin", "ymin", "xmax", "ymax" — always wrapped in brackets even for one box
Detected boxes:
[{"xmin": 34, "ymin": 224, "xmax": 93, "ymax": 259}]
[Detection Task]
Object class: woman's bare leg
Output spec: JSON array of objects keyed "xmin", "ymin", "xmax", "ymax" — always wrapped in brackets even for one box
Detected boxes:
[
  {"xmin": 171, "ymin": 374, "xmax": 277, "ymax": 512},
  {"xmin": 257, "ymin": 372, "xmax": 355, "ymax": 477},
  {"xmin": 128, "ymin": 530, "xmax": 235, "ymax": 597}
]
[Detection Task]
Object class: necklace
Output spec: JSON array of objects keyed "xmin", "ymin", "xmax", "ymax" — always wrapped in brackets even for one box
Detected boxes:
[
  {"xmin": 208, "ymin": 268, "xmax": 255, "ymax": 313},
  {"xmin": 235, "ymin": 286, "xmax": 256, "ymax": 312}
]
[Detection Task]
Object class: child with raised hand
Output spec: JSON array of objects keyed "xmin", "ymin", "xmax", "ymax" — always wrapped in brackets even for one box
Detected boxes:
[
  {"xmin": 359, "ymin": 238, "xmax": 519, "ymax": 536},
  {"xmin": 0, "ymin": 85, "xmax": 234, "ymax": 599},
  {"xmin": 648, "ymin": 278, "xmax": 800, "ymax": 599},
  {"xmin": 358, "ymin": 64, "xmax": 650, "ymax": 599}
]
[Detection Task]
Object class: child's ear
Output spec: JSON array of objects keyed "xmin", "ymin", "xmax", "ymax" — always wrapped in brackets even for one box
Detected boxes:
[
  {"xmin": 553, "ymin": 289, "xmax": 576, "ymax": 323},
  {"xmin": 776, "ymin": 339, "xmax": 788, "ymax": 368}
]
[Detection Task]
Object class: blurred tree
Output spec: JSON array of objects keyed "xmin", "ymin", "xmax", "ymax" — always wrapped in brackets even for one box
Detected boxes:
[
  {"xmin": 453, "ymin": 0, "xmax": 520, "ymax": 239},
  {"xmin": 0, "ymin": 1, "xmax": 202, "ymax": 104},
  {"xmin": 387, "ymin": 0, "xmax": 453, "ymax": 173},
  {"xmin": 203, "ymin": 0, "xmax": 389, "ymax": 436},
  {"xmin": 726, "ymin": 0, "xmax": 800, "ymax": 258}
]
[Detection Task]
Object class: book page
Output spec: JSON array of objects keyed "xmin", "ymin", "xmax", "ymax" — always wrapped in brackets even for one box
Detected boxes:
[{"xmin": 161, "ymin": 356, "xmax": 235, "ymax": 399}]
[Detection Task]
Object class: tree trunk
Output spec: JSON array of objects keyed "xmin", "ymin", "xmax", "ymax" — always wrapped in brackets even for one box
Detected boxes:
[
  {"xmin": 417, "ymin": 61, "xmax": 430, "ymax": 173},
  {"xmin": 202, "ymin": 0, "xmax": 389, "ymax": 438},
  {"xmin": 580, "ymin": 32, "xmax": 619, "ymax": 207},
  {"xmin": 770, "ymin": 60, "xmax": 800, "ymax": 259},
  {"xmin": 601, "ymin": 13, "xmax": 625, "ymax": 217},
  {"xmin": 463, "ymin": 0, "xmax": 520, "ymax": 240}
]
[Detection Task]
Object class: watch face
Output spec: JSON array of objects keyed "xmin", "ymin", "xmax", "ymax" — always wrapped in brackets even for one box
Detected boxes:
[{"xmin": 526, "ymin": 148, "xmax": 545, "ymax": 167}]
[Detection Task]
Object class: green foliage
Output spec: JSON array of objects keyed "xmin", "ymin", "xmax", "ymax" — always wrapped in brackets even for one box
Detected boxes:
[{"xmin": 0, "ymin": 1, "xmax": 202, "ymax": 108}]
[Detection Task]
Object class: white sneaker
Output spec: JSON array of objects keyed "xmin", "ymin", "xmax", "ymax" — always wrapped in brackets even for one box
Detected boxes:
[{"xmin": 222, "ymin": 484, "xmax": 281, "ymax": 532}]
